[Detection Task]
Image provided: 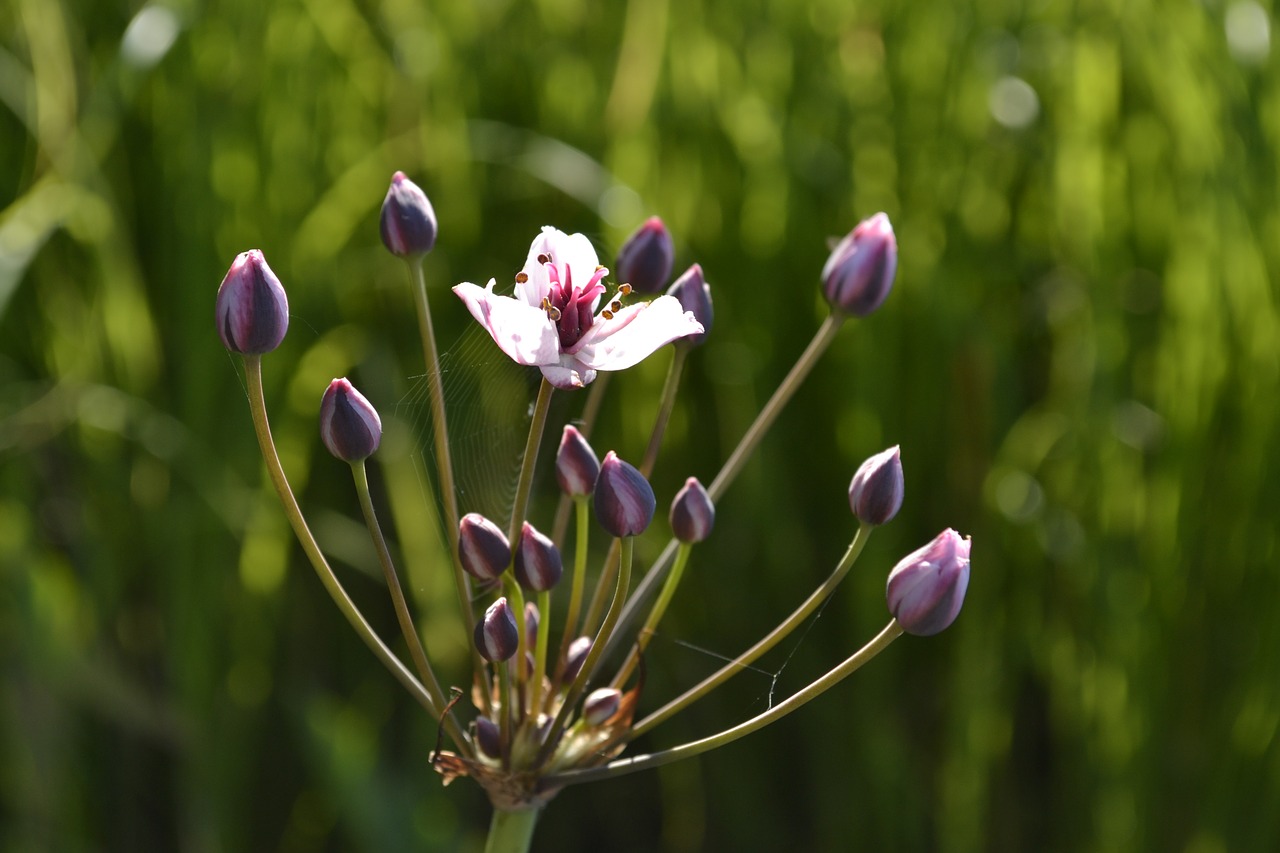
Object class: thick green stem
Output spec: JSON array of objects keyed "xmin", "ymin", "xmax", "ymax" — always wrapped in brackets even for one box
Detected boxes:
[
  {"xmin": 484, "ymin": 807, "xmax": 540, "ymax": 853},
  {"xmin": 241, "ymin": 356, "xmax": 440, "ymax": 718},
  {"xmin": 543, "ymin": 620, "xmax": 903, "ymax": 788},
  {"xmin": 629, "ymin": 525, "xmax": 870, "ymax": 738},
  {"xmin": 351, "ymin": 460, "xmax": 470, "ymax": 755}
]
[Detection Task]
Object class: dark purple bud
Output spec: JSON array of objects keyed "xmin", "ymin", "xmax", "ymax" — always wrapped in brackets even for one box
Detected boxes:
[
  {"xmin": 458, "ymin": 513, "xmax": 510, "ymax": 581},
  {"xmin": 513, "ymin": 522, "xmax": 563, "ymax": 591},
  {"xmin": 475, "ymin": 716, "xmax": 501, "ymax": 758},
  {"xmin": 886, "ymin": 529, "xmax": 971, "ymax": 636},
  {"xmin": 215, "ymin": 249, "xmax": 289, "ymax": 354},
  {"xmin": 562, "ymin": 636, "xmax": 592, "ymax": 683},
  {"xmin": 615, "ymin": 216, "xmax": 675, "ymax": 294},
  {"xmin": 475, "ymin": 597, "xmax": 519, "ymax": 662},
  {"xmin": 848, "ymin": 446, "xmax": 904, "ymax": 526},
  {"xmin": 583, "ymin": 687, "xmax": 622, "ymax": 726},
  {"xmin": 595, "ymin": 451, "xmax": 656, "ymax": 538},
  {"xmin": 318, "ymin": 378, "xmax": 382, "ymax": 462},
  {"xmin": 821, "ymin": 212, "xmax": 897, "ymax": 317},
  {"xmin": 380, "ymin": 171, "xmax": 438, "ymax": 258},
  {"xmin": 556, "ymin": 425, "xmax": 600, "ymax": 497},
  {"xmin": 524, "ymin": 601, "xmax": 540, "ymax": 650},
  {"xmin": 666, "ymin": 264, "xmax": 713, "ymax": 347},
  {"xmin": 669, "ymin": 477, "xmax": 715, "ymax": 543}
]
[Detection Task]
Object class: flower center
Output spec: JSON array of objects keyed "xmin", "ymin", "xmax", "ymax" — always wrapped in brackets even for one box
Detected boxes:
[{"xmin": 528, "ymin": 253, "xmax": 624, "ymax": 350}]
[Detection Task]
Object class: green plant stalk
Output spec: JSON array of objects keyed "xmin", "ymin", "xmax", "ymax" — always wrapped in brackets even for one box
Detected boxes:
[
  {"xmin": 606, "ymin": 314, "xmax": 846, "ymax": 661},
  {"xmin": 498, "ymin": 661, "xmax": 513, "ymax": 770},
  {"xmin": 535, "ymin": 537, "xmax": 633, "ymax": 769},
  {"xmin": 628, "ymin": 524, "xmax": 869, "ymax": 738},
  {"xmin": 610, "ymin": 541, "xmax": 691, "ymax": 689},
  {"xmin": 543, "ymin": 619, "xmax": 904, "ymax": 788},
  {"xmin": 639, "ymin": 344, "xmax": 688, "ymax": 477},
  {"xmin": 351, "ymin": 460, "xmax": 470, "ymax": 755},
  {"xmin": 242, "ymin": 356, "xmax": 440, "ymax": 717},
  {"xmin": 553, "ymin": 498, "xmax": 591, "ymax": 676},
  {"xmin": 484, "ymin": 807, "xmax": 540, "ymax": 853},
  {"xmin": 529, "ymin": 589, "xmax": 551, "ymax": 721}
]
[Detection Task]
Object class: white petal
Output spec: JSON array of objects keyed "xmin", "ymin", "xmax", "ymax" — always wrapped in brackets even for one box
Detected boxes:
[
  {"xmin": 453, "ymin": 280, "xmax": 561, "ymax": 366},
  {"xmin": 540, "ymin": 359, "xmax": 595, "ymax": 389},
  {"xmin": 576, "ymin": 296, "xmax": 704, "ymax": 372}
]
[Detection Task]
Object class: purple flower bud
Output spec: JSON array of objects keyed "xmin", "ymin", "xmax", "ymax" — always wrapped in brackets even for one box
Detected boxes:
[
  {"xmin": 562, "ymin": 636, "xmax": 592, "ymax": 683},
  {"xmin": 594, "ymin": 451, "xmax": 656, "ymax": 538},
  {"xmin": 318, "ymin": 379, "xmax": 382, "ymax": 462},
  {"xmin": 669, "ymin": 477, "xmax": 715, "ymax": 543},
  {"xmin": 556, "ymin": 425, "xmax": 600, "ymax": 497},
  {"xmin": 886, "ymin": 529, "xmax": 971, "ymax": 636},
  {"xmin": 513, "ymin": 522, "xmax": 563, "ymax": 591},
  {"xmin": 583, "ymin": 687, "xmax": 622, "ymax": 726},
  {"xmin": 458, "ymin": 513, "xmax": 510, "ymax": 581},
  {"xmin": 615, "ymin": 216, "xmax": 675, "ymax": 294},
  {"xmin": 848, "ymin": 446, "xmax": 904, "ymax": 526},
  {"xmin": 475, "ymin": 597, "xmax": 519, "ymax": 662},
  {"xmin": 475, "ymin": 716, "xmax": 501, "ymax": 758},
  {"xmin": 380, "ymin": 171, "xmax": 438, "ymax": 258},
  {"xmin": 821, "ymin": 212, "xmax": 897, "ymax": 317},
  {"xmin": 524, "ymin": 601, "xmax": 540, "ymax": 650},
  {"xmin": 215, "ymin": 249, "xmax": 289, "ymax": 354},
  {"xmin": 666, "ymin": 264, "xmax": 713, "ymax": 347}
]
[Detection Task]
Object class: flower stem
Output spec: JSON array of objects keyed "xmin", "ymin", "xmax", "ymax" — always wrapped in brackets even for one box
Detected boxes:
[
  {"xmin": 553, "ymin": 497, "xmax": 591, "ymax": 676},
  {"xmin": 628, "ymin": 524, "xmax": 869, "ymax": 737},
  {"xmin": 241, "ymin": 356, "xmax": 441, "ymax": 718},
  {"xmin": 606, "ymin": 314, "xmax": 846, "ymax": 660},
  {"xmin": 529, "ymin": 589, "xmax": 551, "ymax": 720},
  {"xmin": 484, "ymin": 807, "xmax": 540, "ymax": 853},
  {"xmin": 542, "ymin": 619, "xmax": 903, "ymax": 788},
  {"xmin": 535, "ymin": 537, "xmax": 633, "ymax": 769},
  {"xmin": 610, "ymin": 542, "xmax": 691, "ymax": 688},
  {"xmin": 639, "ymin": 345, "xmax": 688, "ymax": 477},
  {"xmin": 351, "ymin": 460, "xmax": 470, "ymax": 755},
  {"xmin": 550, "ymin": 373, "xmax": 611, "ymax": 547}
]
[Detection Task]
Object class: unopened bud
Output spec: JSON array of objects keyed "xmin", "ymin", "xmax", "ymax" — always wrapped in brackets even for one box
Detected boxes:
[
  {"xmin": 215, "ymin": 249, "xmax": 289, "ymax": 354},
  {"xmin": 556, "ymin": 425, "xmax": 600, "ymax": 497},
  {"xmin": 458, "ymin": 513, "xmax": 511, "ymax": 582},
  {"xmin": 524, "ymin": 601, "xmax": 540, "ymax": 650},
  {"xmin": 595, "ymin": 451, "xmax": 656, "ymax": 538},
  {"xmin": 821, "ymin": 212, "xmax": 897, "ymax": 317},
  {"xmin": 513, "ymin": 522, "xmax": 563, "ymax": 591},
  {"xmin": 886, "ymin": 529, "xmax": 971, "ymax": 636},
  {"xmin": 563, "ymin": 636, "xmax": 592, "ymax": 683},
  {"xmin": 614, "ymin": 216, "xmax": 674, "ymax": 294},
  {"xmin": 380, "ymin": 171, "xmax": 438, "ymax": 258},
  {"xmin": 669, "ymin": 477, "xmax": 715, "ymax": 543},
  {"xmin": 848, "ymin": 446, "xmax": 904, "ymax": 526},
  {"xmin": 319, "ymin": 378, "xmax": 382, "ymax": 462},
  {"xmin": 474, "ymin": 716, "xmax": 501, "ymax": 758},
  {"xmin": 583, "ymin": 687, "xmax": 622, "ymax": 726},
  {"xmin": 475, "ymin": 597, "xmax": 519, "ymax": 662},
  {"xmin": 666, "ymin": 264, "xmax": 713, "ymax": 347}
]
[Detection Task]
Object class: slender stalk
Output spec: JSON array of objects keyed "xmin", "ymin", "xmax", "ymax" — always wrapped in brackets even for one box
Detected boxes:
[
  {"xmin": 241, "ymin": 356, "xmax": 442, "ymax": 719},
  {"xmin": 639, "ymin": 345, "xmax": 688, "ymax": 477},
  {"xmin": 610, "ymin": 542, "xmax": 691, "ymax": 689},
  {"xmin": 529, "ymin": 589, "xmax": 551, "ymax": 720},
  {"xmin": 351, "ymin": 461, "xmax": 470, "ymax": 755},
  {"xmin": 605, "ymin": 314, "xmax": 846, "ymax": 660},
  {"xmin": 484, "ymin": 808, "xmax": 540, "ymax": 853},
  {"xmin": 535, "ymin": 537, "xmax": 633, "ymax": 768},
  {"xmin": 550, "ymin": 372, "xmax": 611, "ymax": 547},
  {"xmin": 542, "ymin": 620, "xmax": 904, "ymax": 788},
  {"xmin": 628, "ymin": 525, "xmax": 870, "ymax": 738},
  {"xmin": 553, "ymin": 498, "xmax": 592, "ymax": 673},
  {"xmin": 498, "ymin": 663, "xmax": 513, "ymax": 770}
]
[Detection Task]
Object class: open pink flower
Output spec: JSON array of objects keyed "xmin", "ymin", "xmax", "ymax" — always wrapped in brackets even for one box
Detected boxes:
[{"xmin": 453, "ymin": 227, "xmax": 704, "ymax": 389}]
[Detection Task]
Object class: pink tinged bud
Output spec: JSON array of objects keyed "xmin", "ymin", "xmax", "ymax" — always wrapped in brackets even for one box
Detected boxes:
[
  {"xmin": 318, "ymin": 379, "xmax": 382, "ymax": 462},
  {"xmin": 475, "ymin": 597, "xmax": 519, "ymax": 662},
  {"xmin": 848, "ymin": 445, "xmax": 904, "ymax": 526},
  {"xmin": 886, "ymin": 529, "xmax": 971, "ymax": 636},
  {"xmin": 474, "ymin": 716, "xmax": 501, "ymax": 759},
  {"xmin": 563, "ymin": 636, "xmax": 592, "ymax": 683},
  {"xmin": 215, "ymin": 249, "xmax": 289, "ymax": 354},
  {"xmin": 821, "ymin": 212, "xmax": 898, "ymax": 317},
  {"xmin": 513, "ymin": 522, "xmax": 563, "ymax": 591},
  {"xmin": 583, "ymin": 687, "xmax": 622, "ymax": 726},
  {"xmin": 614, "ymin": 216, "xmax": 675, "ymax": 294},
  {"xmin": 458, "ymin": 513, "xmax": 510, "ymax": 581},
  {"xmin": 556, "ymin": 425, "xmax": 600, "ymax": 497},
  {"xmin": 669, "ymin": 477, "xmax": 715, "ymax": 543},
  {"xmin": 380, "ymin": 171, "xmax": 438, "ymax": 257},
  {"xmin": 594, "ymin": 451, "xmax": 656, "ymax": 538},
  {"xmin": 666, "ymin": 264, "xmax": 713, "ymax": 347}
]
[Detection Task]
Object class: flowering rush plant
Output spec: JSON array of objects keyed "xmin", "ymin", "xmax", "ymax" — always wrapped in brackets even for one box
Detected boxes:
[{"xmin": 216, "ymin": 171, "xmax": 971, "ymax": 852}]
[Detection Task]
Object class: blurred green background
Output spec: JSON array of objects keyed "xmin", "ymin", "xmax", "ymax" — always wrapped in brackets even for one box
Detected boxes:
[{"xmin": 3, "ymin": 0, "xmax": 1278, "ymax": 850}]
